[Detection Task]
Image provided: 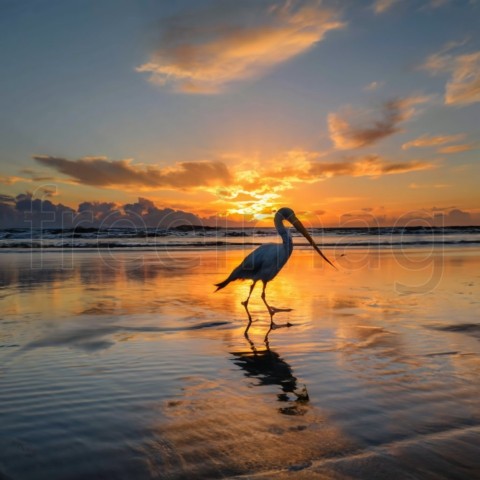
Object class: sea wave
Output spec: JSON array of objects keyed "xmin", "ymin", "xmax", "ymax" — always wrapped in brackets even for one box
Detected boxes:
[{"xmin": 1, "ymin": 226, "xmax": 479, "ymax": 249}]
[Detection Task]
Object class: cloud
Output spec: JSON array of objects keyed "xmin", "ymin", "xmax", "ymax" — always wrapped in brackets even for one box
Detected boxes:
[
  {"xmin": 372, "ymin": 0, "xmax": 399, "ymax": 14},
  {"xmin": 305, "ymin": 155, "xmax": 435, "ymax": 178},
  {"xmin": 0, "ymin": 194, "xmax": 15, "ymax": 204},
  {"xmin": 446, "ymin": 208, "xmax": 473, "ymax": 225},
  {"xmin": 0, "ymin": 175, "xmax": 28, "ymax": 185},
  {"xmin": 421, "ymin": 53, "xmax": 452, "ymax": 75},
  {"xmin": 0, "ymin": 168, "xmax": 61, "ymax": 187},
  {"xmin": 76, "ymin": 198, "xmax": 205, "ymax": 228},
  {"xmin": 418, "ymin": 39, "xmax": 468, "ymax": 74},
  {"xmin": 432, "ymin": 208, "xmax": 476, "ymax": 226},
  {"xmin": 136, "ymin": 0, "xmax": 345, "ymax": 93},
  {"xmin": 437, "ymin": 143, "xmax": 476, "ymax": 154},
  {"xmin": 445, "ymin": 51, "xmax": 480, "ymax": 105},
  {"xmin": 19, "ymin": 168, "xmax": 57, "ymax": 182},
  {"xmin": 221, "ymin": 153, "xmax": 435, "ymax": 201},
  {"xmin": 420, "ymin": 43, "xmax": 480, "ymax": 106},
  {"xmin": 328, "ymin": 96, "xmax": 431, "ymax": 150},
  {"xmin": 33, "ymin": 155, "xmax": 231, "ymax": 190},
  {"xmin": 0, "ymin": 192, "xmax": 214, "ymax": 229},
  {"xmin": 374, "ymin": 0, "xmax": 450, "ymax": 14},
  {"xmin": 409, "ymin": 182, "xmax": 450, "ymax": 189},
  {"xmin": 211, "ymin": 150, "xmax": 436, "ymax": 218},
  {"xmin": 426, "ymin": 0, "xmax": 449, "ymax": 8},
  {"xmin": 402, "ymin": 133, "xmax": 466, "ymax": 149},
  {"xmin": 0, "ymin": 192, "xmax": 76, "ymax": 228},
  {"xmin": 364, "ymin": 80, "xmax": 384, "ymax": 91}
]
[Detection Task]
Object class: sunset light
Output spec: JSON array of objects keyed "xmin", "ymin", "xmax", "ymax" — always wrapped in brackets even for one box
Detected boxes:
[{"xmin": 1, "ymin": 2, "xmax": 480, "ymax": 479}]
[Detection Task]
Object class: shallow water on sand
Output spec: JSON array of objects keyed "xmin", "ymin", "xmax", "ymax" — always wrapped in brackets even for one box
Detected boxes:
[{"xmin": 1, "ymin": 247, "xmax": 480, "ymax": 479}]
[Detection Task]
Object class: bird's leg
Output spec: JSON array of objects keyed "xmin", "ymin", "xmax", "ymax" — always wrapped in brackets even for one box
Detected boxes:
[
  {"xmin": 261, "ymin": 282, "xmax": 293, "ymax": 331},
  {"xmin": 242, "ymin": 281, "xmax": 256, "ymax": 334},
  {"xmin": 259, "ymin": 283, "xmax": 292, "ymax": 315},
  {"xmin": 261, "ymin": 282, "xmax": 277, "ymax": 329}
]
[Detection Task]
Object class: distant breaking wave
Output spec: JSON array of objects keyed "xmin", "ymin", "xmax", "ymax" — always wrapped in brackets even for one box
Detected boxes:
[{"xmin": 1, "ymin": 226, "xmax": 479, "ymax": 249}]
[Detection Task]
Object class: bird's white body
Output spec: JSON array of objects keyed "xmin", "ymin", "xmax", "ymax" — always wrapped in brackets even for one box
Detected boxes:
[
  {"xmin": 221, "ymin": 214, "xmax": 293, "ymax": 285},
  {"xmin": 215, "ymin": 207, "xmax": 335, "ymax": 334},
  {"xmin": 235, "ymin": 242, "xmax": 292, "ymax": 283}
]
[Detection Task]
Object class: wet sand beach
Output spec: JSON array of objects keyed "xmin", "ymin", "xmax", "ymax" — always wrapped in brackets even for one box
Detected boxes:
[{"xmin": 1, "ymin": 247, "xmax": 480, "ymax": 479}]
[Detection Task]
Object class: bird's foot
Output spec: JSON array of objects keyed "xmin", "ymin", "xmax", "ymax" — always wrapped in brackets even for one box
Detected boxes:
[{"xmin": 268, "ymin": 306, "xmax": 293, "ymax": 315}]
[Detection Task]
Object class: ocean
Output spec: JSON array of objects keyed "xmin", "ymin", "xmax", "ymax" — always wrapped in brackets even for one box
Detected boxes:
[{"xmin": 1, "ymin": 225, "xmax": 480, "ymax": 250}]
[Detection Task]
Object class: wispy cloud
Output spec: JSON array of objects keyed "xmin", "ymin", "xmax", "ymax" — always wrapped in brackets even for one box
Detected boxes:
[
  {"xmin": 33, "ymin": 156, "xmax": 232, "ymax": 190},
  {"xmin": 0, "ymin": 194, "xmax": 15, "ymax": 203},
  {"xmin": 364, "ymin": 80, "xmax": 384, "ymax": 91},
  {"xmin": 402, "ymin": 133, "xmax": 466, "ymax": 150},
  {"xmin": 445, "ymin": 51, "xmax": 480, "ymax": 105},
  {"xmin": 305, "ymin": 156, "xmax": 434, "ymax": 179},
  {"xmin": 328, "ymin": 95, "xmax": 432, "ymax": 150},
  {"xmin": 374, "ymin": 0, "xmax": 450, "ymax": 14},
  {"xmin": 419, "ymin": 38, "xmax": 468, "ymax": 74},
  {"xmin": 136, "ymin": 0, "xmax": 345, "ymax": 93},
  {"xmin": 0, "ymin": 175, "xmax": 27, "ymax": 185},
  {"xmin": 409, "ymin": 182, "xmax": 450, "ymax": 189},
  {"xmin": 437, "ymin": 143, "xmax": 476, "ymax": 154},
  {"xmin": 372, "ymin": 0, "xmax": 399, "ymax": 14},
  {"xmin": 420, "ymin": 41, "xmax": 480, "ymax": 106},
  {"xmin": 426, "ymin": 0, "xmax": 450, "ymax": 8}
]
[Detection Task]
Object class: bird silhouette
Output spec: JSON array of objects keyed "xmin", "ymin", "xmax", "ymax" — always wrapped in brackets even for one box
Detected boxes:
[{"xmin": 215, "ymin": 207, "xmax": 335, "ymax": 333}]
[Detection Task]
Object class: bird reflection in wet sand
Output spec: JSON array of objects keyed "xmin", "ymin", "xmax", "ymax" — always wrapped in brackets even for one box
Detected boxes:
[
  {"xmin": 231, "ymin": 332, "xmax": 309, "ymax": 415},
  {"xmin": 215, "ymin": 208, "xmax": 336, "ymax": 335}
]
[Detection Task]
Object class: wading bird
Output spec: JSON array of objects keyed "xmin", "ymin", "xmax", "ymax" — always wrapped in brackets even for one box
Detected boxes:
[{"xmin": 215, "ymin": 207, "xmax": 336, "ymax": 334}]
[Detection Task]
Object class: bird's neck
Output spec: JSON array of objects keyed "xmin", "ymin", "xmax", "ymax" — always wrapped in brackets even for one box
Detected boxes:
[{"xmin": 275, "ymin": 216, "xmax": 293, "ymax": 253}]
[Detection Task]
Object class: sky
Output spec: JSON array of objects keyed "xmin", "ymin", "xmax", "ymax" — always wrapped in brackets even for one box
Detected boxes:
[{"xmin": 0, "ymin": 0, "xmax": 479, "ymax": 228}]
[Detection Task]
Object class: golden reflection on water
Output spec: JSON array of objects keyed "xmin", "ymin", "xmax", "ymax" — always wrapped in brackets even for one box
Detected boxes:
[{"xmin": 1, "ymin": 247, "xmax": 480, "ymax": 357}]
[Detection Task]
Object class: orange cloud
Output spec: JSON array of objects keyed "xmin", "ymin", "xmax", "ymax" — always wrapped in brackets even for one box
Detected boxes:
[
  {"xmin": 328, "ymin": 96, "xmax": 431, "ymax": 150},
  {"xmin": 296, "ymin": 155, "xmax": 435, "ymax": 178},
  {"xmin": 372, "ymin": 0, "xmax": 399, "ymax": 14},
  {"xmin": 445, "ymin": 51, "xmax": 480, "ymax": 106},
  {"xmin": 373, "ymin": 0, "xmax": 448, "ymax": 14},
  {"xmin": 202, "ymin": 150, "xmax": 436, "ymax": 219},
  {"xmin": 437, "ymin": 143, "xmax": 476, "ymax": 154},
  {"xmin": 402, "ymin": 133, "xmax": 466, "ymax": 150},
  {"xmin": 136, "ymin": 0, "xmax": 345, "ymax": 93},
  {"xmin": 364, "ymin": 80, "xmax": 384, "ymax": 91},
  {"xmin": 419, "ymin": 39, "xmax": 467, "ymax": 72},
  {"xmin": 0, "ymin": 175, "xmax": 28, "ymax": 185},
  {"xmin": 33, "ymin": 156, "xmax": 232, "ymax": 190},
  {"xmin": 420, "ymin": 44, "xmax": 480, "ymax": 106},
  {"xmin": 409, "ymin": 182, "xmax": 450, "ymax": 189},
  {"xmin": 220, "ymin": 153, "xmax": 436, "ymax": 200},
  {"xmin": 25, "ymin": 150, "xmax": 437, "ymax": 222},
  {"xmin": 425, "ymin": 0, "xmax": 450, "ymax": 8}
]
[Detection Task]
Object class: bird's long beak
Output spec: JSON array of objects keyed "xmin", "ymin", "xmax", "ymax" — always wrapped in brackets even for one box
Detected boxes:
[{"xmin": 291, "ymin": 218, "xmax": 337, "ymax": 269}]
